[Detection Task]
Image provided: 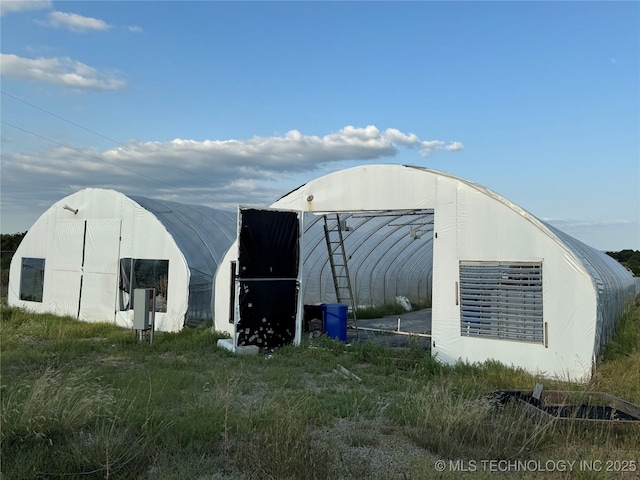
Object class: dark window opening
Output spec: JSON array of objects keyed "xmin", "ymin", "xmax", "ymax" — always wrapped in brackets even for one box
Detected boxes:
[
  {"xmin": 20, "ymin": 258, "xmax": 45, "ymax": 302},
  {"xmin": 119, "ymin": 258, "xmax": 169, "ymax": 312}
]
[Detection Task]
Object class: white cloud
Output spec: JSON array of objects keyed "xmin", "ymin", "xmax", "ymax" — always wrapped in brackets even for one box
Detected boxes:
[
  {"xmin": 0, "ymin": 126, "xmax": 462, "ymax": 230},
  {"xmin": 128, "ymin": 25, "xmax": 143, "ymax": 33},
  {"xmin": 419, "ymin": 140, "xmax": 447, "ymax": 156},
  {"xmin": 445, "ymin": 141, "xmax": 464, "ymax": 151},
  {"xmin": 0, "ymin": 0, "xmax": 51, "ymax": 16},
  {"xmin": 0, "ymin": 53, "xmax": 126, "ymax": 90},
  {"xmin": 383, "ymin": 128, "xmax": 420, "ymax": 146},
  {"xmin": 104, "ymin": 126, "xmax": 462, "ymax": 169},
  {"xmin": 44, "ymin": 11, "xmax": 111, "ymax": 32}
]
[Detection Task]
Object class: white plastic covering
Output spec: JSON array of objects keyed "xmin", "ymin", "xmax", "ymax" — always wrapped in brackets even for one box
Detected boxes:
[
  {"xmin": 214, "ymin": 164, "xmax": 635, "ymax": 380},
  {"xmin": 8, "ymin": 189, "xmax": 236, "ymax": 332},
  {"xmin": 544, "ymin": 224, "xmax": 637, "ymax": 360},
  {"xmin": 128, "ymin": 196, "xmax": 237, "ymax": 326}
]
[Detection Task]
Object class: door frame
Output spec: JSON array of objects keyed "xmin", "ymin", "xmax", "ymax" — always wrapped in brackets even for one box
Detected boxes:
[{"xmin": 232, "ymin": 206, "xmax": 304, "ymax": 349}]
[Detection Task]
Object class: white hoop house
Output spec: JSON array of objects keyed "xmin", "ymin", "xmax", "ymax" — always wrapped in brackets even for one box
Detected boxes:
[
  {"xmin": 214, "ymin": 164, "xmax": 636, "ymax": 380},
  {"xmin": 8, "ymin": 188, "xmax": 236, "ymax": 332}
]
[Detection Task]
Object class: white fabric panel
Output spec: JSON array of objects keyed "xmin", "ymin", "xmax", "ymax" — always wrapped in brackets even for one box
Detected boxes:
[
  {"xmin": 115, "ymin": 310, "xmax": 134, "ymax": 329},
  {"xmin": 213, "ymin": 244, "xmax": 237, "ymax": 337},
  {"xmin": 436, "ymin": 183, "xmax": 596, "ymax": 380},
  {"xmin": 7, "ymin": 205, "xmax": 50, "ymax": 310},
  {"xmin": 48, "ymin": 269, "xmax": 82, "ymax": 318},
  {"xmin": 114, "ymin": 311, "xmax": 181, "ymax": 332},
  {"xmin": 155, "ymin": 310, "xmax": 186, "ymax": 332},
  {"xmin": 80, "ymin": 272, "xmax": 116, "ymax": 321},
  {"xmin": 46, "ymin": 220, "xmax": 85, "ymax": 318},
  {"xmin": 274, "ymin": 164, "xmax": 438, "ymax": 212},
  {"xmin": 51, "ymin": 220, "xmax": 85, "ymax": 270},
  {"xmin": 83, "ymin": 220, "xmax": 121, "ymax": 273},
  {"xmin": 79, "ymin": 220, "xmax": 121, "ymax": 322},
  {"xmin": 430, "ymin": 176, "xmax": 460, "ymax": 365}
]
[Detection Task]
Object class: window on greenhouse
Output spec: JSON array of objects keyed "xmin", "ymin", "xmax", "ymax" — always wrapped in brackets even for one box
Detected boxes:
[
  {"xmin": 19, "ymin": 258, "xmax": 45, "ymax": 302},
  {"xmin": 119, "ymin": 258, "xmax": 169, "ymax": 312},
  {"xmin": 460, "ymin": 262, "xmax": 543, "ymax": 344}
]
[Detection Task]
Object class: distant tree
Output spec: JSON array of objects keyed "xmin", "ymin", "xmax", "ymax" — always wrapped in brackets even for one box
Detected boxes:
[
  {"xmin": 1, "ymin": 232, "xmax": 26, "ymax": 270},
  {"xmin": 606, "ymin": 249, "xmax": 640, "ymax": 276},
  {"xmin": 1, "ymin": 232, "xmax": 27, "ymax": 298}
]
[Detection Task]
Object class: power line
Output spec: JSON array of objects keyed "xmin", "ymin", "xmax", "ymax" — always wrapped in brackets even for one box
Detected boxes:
[
  {"xmin": 1, "ymin": 90, "xmax": 211, "ymax": 184},
  {"xmin": 1, "ymin": 120, "xmax": 180, "ymax": 191}
]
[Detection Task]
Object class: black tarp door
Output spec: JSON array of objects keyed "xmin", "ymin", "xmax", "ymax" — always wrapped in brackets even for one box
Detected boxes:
[{"xmin": 236, "ymin": 207, "xmax": 301, "ymax": 349}]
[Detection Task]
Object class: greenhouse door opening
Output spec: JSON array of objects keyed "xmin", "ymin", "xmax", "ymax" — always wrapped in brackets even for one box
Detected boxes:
[
  {"xmin": 299, "ymin": 210, "xmax": 435, "ymax": 345},
  {"xmin": 235, "ymin": 207, "xmax": 302, "ymax": 349},
  {"xmin": 49, "ymin": 219, "xmax": 121, "ymax": 322}
]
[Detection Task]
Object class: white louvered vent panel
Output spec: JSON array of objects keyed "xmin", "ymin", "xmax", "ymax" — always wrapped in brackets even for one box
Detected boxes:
[{"xmin": 460, "ymin": 262, "xmax": 543, "ymax": 344}]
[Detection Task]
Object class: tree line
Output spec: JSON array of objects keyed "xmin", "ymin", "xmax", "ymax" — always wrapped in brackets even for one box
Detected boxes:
[
  {"xmin": 1, "ymin": 232, "xmax": 26, "ymax": 270},
  {"xmin": 1, "ymin": 232, "xmax": 27, "ymax": 297},
  {"xmin": 606, "ymin": 249, "xmax": 640, "ymax": 276}
]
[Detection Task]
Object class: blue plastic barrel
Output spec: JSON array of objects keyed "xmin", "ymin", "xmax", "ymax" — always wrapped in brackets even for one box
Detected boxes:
[{"xmin": 323, "ymin": 303, "xmax": 348, "ymax": 342}]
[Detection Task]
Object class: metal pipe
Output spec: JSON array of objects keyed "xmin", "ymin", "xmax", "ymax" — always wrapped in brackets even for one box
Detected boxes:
[{"xmin": 63, "ymin": 204, "xmax": 78, "ymax": 214}]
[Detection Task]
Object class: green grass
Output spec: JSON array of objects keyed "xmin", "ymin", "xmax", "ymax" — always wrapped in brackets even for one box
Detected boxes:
[
  {"xmin": 394, "ymin": 380, "xmax": 556, "ymax": 459},
  {"xmin": 590, "ymin": 300, "xmax": 640, "ymax": 404},
  {"xmin": 2, "ymin": 303, "xmax": 639, "ymax": 479}
]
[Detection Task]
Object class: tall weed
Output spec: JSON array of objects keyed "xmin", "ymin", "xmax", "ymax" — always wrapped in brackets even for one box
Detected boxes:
[
  {"xmin": 1, "ymin": 367, "xmax": 114, "ymax": 447},
  {"xmin": 1, "ymin": 367, "xmax": 163, "ymax": 479},
  {"xmin": 64, "ymin": 401, "xmax": 162, "ymax": 479},
  {"xmin": 234, "ymin": 392, "xmax": 334, "ymax": 480},
  {"xmin": 398, "ymin": 381, "xmax": 556, "ymax": 459}
]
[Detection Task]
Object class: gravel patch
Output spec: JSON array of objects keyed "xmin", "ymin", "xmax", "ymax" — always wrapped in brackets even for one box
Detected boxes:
[{"xmin": 311, "ymin": 417, "xmax": 435, "ymax": 480}]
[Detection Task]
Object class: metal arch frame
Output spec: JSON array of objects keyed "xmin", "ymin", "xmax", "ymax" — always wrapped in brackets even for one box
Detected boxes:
[
  {"xmin": 314, "ymin": 212, "xmax": 382, "ymax": 305},
  {"xmin": 334, "ymin": 214, "xmax": 390, "ymax": 306},
  {"xmin": 359, "ymin": 210, "xmax": 435, "ymax": 305},
  {"xmin": 341, "ymin": 211, "xmax": 434, "ymax": 308},
  {"xmin": 406, "ymin": 246, "xmax": 434, "ymax": 304},
  {"xmin": 391, "ymin": 230, "xmax": 434, "ymax": 299},
  {"xmin": 365, "ymin": 223, "xmax": 414, "ymax": 304},
  {"xmin": 296, "ymin": 209, "xmax": 437, "ymax": 309},
  {"xmin": 376, "ymin": 229, "xmax": 424, "ymax": 303},
  {"xmin": 381, "ymin": 214, "xmax": 434, "ymax": 300},
  {"xmin": 305, "ymin": 212, "xmax": 368, "ymax": 303},
  {"xmin": 417, "ymin": 264, "xmax": 434, "ymax": 305},
  {"xmin": 331, "ymin": 217, "xmax": 403, "ymax": 307},
  {"xmin": 393, "ymin": 238, "xmax": 433, "ymax": 298},
  {"xmin": 392, "ymin": 223, "xmax": 434, "ymax": 296},
  {"xmin": 300, "ymin": 214, "xmax": 328, "ymax": 299}
]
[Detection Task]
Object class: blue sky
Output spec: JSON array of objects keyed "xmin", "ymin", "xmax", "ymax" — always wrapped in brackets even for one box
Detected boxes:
[{"xmin": 1, "ymin": 0, "xmax": 638, "ymax": 250}]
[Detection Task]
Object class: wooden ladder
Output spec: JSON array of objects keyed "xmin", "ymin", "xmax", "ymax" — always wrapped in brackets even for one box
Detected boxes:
[{"xmin": 323, "ymin": 214, "xmax": 358, "ymax": 335}]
